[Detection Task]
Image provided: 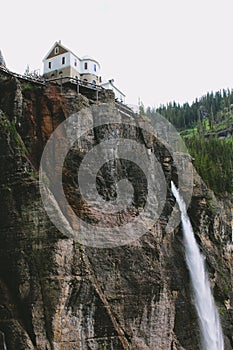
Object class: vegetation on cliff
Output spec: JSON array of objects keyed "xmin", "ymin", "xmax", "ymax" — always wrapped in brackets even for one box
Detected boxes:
[
  {"xmin": 185, "ymin": 136, "xmax": 233, "ymax": 195},
  {"xmin": 154, "ymin": 89, "xmax": 233, "ymax": 131},
  {"xmin": 143, "ymin": 89, "xmax": 233, "ymax": 195}
]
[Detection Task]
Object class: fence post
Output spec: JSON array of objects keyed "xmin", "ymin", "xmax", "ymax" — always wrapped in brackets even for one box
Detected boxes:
[{"xmin": 60, "ymin": 77, "xmax": 63, "ymax": 93}]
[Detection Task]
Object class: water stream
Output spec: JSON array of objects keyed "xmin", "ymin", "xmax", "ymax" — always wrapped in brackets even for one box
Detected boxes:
[
  {"xmin": 0, "ymin": 332, "xmax": 7, "ymax": 350},
  {"xmin": 171, "ymin": 181, "xmax": 224, "ymax": 350}
]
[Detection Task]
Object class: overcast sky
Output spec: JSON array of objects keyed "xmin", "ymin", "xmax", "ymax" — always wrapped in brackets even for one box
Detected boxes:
[{"xmin": 1, "ymin": 0, "xmax": 233, "ymax": 107}]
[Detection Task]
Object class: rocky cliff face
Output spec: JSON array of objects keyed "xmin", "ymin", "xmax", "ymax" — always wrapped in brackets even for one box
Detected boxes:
[{"xmin": 0, "ymin": 69, "xmax": 232, "ymax": 350}]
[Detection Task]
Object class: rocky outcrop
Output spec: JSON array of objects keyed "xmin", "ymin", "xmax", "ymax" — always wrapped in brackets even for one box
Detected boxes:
[
  {"xmin": 204, "ymin": 125, "xmax": 233, "ymax": 139},
  {"xmin": 0, "ymin": 69, "xmax": 232, "ymax": 350},
  {"xmin": 0, "ymin": 51, "xmax": 6, "ymax": 67}
]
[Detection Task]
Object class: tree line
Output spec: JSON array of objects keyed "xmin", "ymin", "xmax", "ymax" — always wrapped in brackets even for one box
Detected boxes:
[
  {"xmin": 141, "ymin": 89, "xmax": 233, "ymax": 195},
  {"xmin": 185, "ymin": 136, "xmax": 233, "ymax": 195},
  {"xmin": 142, "ymin": 88, "xmax": 233, "ymax": 130}
]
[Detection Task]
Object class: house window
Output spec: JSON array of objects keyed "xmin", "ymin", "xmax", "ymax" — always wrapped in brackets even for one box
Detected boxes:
[
  {"xmin": 84, "ymin": 62, "xmax": 88, "ymax": 70},
  {"xmin": 48, "ymin": 62, "xmax": 52, "ymax": 69},
  {"xmin": 94, "ymin": 64, "xmax": 97, "ymax": 72},
  {"xmin": 62, "ymin": 57, "xmax": 65, "ymax": 65},
  {"xmin": 74, "ymin": 59, "xmax": 77, "ymax": 67},
  {"xmin": 55, "ymin": 47, "xmax": 59, "ymax": 54}
]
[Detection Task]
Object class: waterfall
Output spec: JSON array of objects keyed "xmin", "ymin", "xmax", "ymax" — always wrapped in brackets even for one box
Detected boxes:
[
  {"xmin": 0, "ymin": 332, "xmax": 7, "ymax": 350},
  {"xmin": 171, "ymin": 182, "xmax": 224, "ymax": 350},
  {"xmin": 3, "ymin": 337, "xmax": 6, "ymax": 350}
]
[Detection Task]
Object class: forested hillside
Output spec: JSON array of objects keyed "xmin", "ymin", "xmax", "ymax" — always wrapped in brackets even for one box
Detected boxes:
[
  {"xmin": 142, "ymin": 89, "xmax": 233, "ymax": 195},
  {"xmin": 148, "ymin": 89, "xmax": 233, "ymax": 131}
]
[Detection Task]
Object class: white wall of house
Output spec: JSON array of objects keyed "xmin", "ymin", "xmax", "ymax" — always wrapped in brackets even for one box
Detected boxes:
[
  {"xmin": 44, "ymin": 54, "xmax": 100, "ymax": 81},
  {"xmin": 79, "ymin": 58, "xmax": 100, "ymax": 76},
  {"xmin": 69, "ymin": 53, "xmax": 81, "ymax": 75},
  {"xmin": 43, "ymin": 52, "xmax": 80, "ymax": 75},
  {"xmin": 101, "ymin": 81, "xmax": 125, "ymax": 103},
  {"xmin": 114, "ymin": 89, "xmax": 125, "ymax": 103}
]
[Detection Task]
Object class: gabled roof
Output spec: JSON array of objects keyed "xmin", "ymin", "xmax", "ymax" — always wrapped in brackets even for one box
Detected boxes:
[
  {"xmin": 101, "ymin": 80, "xmax": 125, "ymax": 97},
  {"xmin": 43, "ymin": 41, "xmax": 80, "ymax": 61}
]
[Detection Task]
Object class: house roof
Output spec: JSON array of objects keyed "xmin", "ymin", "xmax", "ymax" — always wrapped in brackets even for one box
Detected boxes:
[
  {"xmin": 43, "ymin": 42, "xmax": 101, "ymax": 71},
  {"xmin": 101, "ymin": 80, "xmax": 126, "ymax": 97},
  {"xmin": 43, "ymin": 41, "xmax": 80, "ymax": 61},
  {"xmin": 81, "ymin": 55, "xmax": 100, "ymax": 67}
]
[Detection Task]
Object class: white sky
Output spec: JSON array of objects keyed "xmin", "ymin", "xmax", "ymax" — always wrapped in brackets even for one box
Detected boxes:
[{"xmin": 1, "ymin": 0, "xmax": 233, "ymax": 107}]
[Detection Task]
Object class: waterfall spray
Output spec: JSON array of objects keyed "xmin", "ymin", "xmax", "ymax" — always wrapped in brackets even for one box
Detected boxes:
[{"xmin": 171, "ymin": 181, "xmax": 224, "ymax": 350}]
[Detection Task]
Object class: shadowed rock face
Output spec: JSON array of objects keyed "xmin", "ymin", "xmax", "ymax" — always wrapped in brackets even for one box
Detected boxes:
[{"xmin": 0, "ymin": 69, "xmax": 232, "ymax": 350}]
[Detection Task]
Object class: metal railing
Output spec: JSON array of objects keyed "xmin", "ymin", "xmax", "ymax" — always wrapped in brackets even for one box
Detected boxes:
[
  {"xmin": 46, "ymin": 76, "xmax": 103, "ymax": 92},
  {"xmin": 0, "ymin": 66, "xmax": 137, "ymax": 118},
  {"xmin": 16, "ymin": 73, "xmax": 46, "ymax": 85},
  {"xmin": 0, "ymin": 66, "xmax": 46, "ymax": 86},
  {"xmin": 115, "ymin": 101, "xmax": 136, "ymax": 118}
]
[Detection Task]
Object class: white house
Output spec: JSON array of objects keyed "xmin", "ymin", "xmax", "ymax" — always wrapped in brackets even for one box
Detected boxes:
[
  {"xmin": 43, "ymin": 41, "xmax": 100, "ymax": 86},
  {"xmin": 43, "ymin": 41, "xmax": 125, "ymax": 100},
  {"xmin": 100, "ymin": 79, "xmax": 126, "ymax": 103}
]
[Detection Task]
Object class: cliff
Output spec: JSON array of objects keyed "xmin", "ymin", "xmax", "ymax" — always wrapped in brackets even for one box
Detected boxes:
[{"xmin": 0, "ymin": 69, "xmax": 232, "ymax": 350}]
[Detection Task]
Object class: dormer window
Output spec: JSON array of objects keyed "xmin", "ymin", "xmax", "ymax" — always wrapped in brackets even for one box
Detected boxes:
[
  {"xmin": 48, "ymin": 62, "xmax": 52, "ymax": 69},
  {"xmin": 62, "ymin": 57, "xmax": 65, "ymax": 65},
  {"xmin": 55, "ymin": 47, "xmax": 59, "ymax": 54},
  {"xmin": 94, "ymin": 64, "xmax": 97, "ymax": 72},
  {"xmin": 74, "ymin": 59, "xmax": 77, "ymax": 67},
  {"xmin": 84, "ymin": 62, "xmax": 88, "ymax": 70}
]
